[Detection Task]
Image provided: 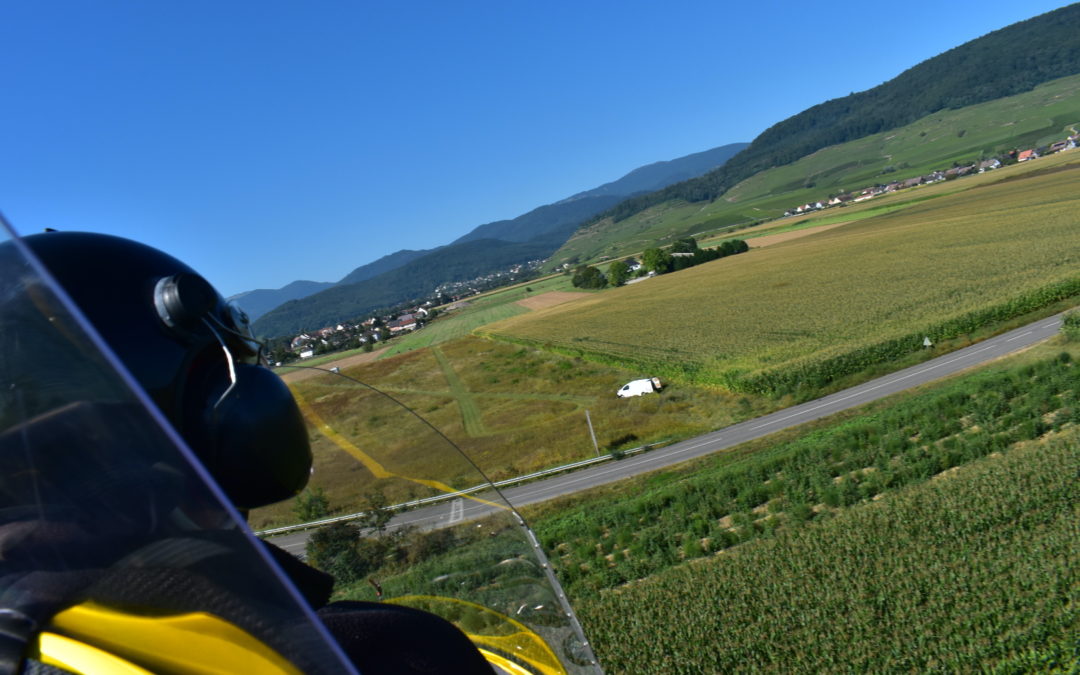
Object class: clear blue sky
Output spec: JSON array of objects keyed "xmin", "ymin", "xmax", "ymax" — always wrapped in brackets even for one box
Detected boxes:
[{"xmin": 2, "ymin": 1, "xmax": 1072, "ymax": 296}]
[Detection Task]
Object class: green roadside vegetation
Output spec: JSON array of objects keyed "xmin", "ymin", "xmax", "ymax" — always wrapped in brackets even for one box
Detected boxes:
[
  {"xmin": 547, "ymin": 72, "xmax": 1080, "ymax": 268},
  {"xmin": 483, "ymin": 153, "xmax": 1080, "ymax": 398}
]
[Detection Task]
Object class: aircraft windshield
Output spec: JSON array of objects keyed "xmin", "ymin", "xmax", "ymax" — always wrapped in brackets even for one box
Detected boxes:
[
  {"xmin": 267, "ymin": 366, "xmax": 600, "ymax": 673},
  {"xmin": 0, "ymin": 217, "xmax": 599, "ymax": 674},
  {"xmin": 0, "ymin": 220, "xmax": 355, "ymax": 673}
]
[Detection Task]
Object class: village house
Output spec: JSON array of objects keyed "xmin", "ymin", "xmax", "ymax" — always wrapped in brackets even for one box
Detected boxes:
[{"xmin": 387, "ymin": 313, "xmax": 419, "ymax": 334}]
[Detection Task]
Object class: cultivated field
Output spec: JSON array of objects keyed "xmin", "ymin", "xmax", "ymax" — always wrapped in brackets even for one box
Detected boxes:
[
  {"xmin": 511, "ymin": 340, "xmax": 1080, "ymax": 671},
  {"xmin": 573, "ymin": 424, "xmax": 1079, "ymax": 672},
  {"xmin": 484, "ymin": 157, "xmax": 1080, "ymax": 395},
  {"xmin": 514, "ymin": 290, "xmax": 586, "ymax": 310}
]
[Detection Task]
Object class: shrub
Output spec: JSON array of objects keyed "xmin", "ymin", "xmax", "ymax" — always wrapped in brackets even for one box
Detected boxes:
[{"xmin": 1062, "ymin": 309, "xmax": 1080, "ymax": 341}]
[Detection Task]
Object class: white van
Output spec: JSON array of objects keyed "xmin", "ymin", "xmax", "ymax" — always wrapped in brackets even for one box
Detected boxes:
[{"xmin": 617, "ymin": 377, "xmax": 663, "ymax": 398}]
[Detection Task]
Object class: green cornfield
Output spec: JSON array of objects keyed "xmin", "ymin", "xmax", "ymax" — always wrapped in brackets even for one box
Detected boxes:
[
  {"xmin": 571, "ymin": 425, "xmax": 1079, "ymax": 673},
  {"xmin": 483, "ymin": 162, "xmax": 1080, "ymax": 396},
  {"xmin": 535, "ymin": 347, "xmax": 1080, "ymax": 597}
]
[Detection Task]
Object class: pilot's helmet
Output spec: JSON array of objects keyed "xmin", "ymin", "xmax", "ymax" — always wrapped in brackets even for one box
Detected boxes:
[{"xmin": 17, "ymin": 231, "xmax": 311, "ymax": 509}]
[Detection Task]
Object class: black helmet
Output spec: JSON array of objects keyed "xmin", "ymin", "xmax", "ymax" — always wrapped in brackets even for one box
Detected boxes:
[{"xmin": 16, "ymin": 231, "xmax": 311, "ymax": 509}]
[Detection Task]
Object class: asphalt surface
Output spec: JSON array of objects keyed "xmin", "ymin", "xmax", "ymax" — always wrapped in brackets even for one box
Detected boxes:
[{"xmin": 270, "ymin": 313, "xmax": 1064, "ymax": 556}]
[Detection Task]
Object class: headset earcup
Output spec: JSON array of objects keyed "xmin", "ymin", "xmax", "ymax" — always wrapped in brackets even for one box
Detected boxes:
[{"xmin": 205, "ymin": 365, "xmax": 312, "ymax": 510}]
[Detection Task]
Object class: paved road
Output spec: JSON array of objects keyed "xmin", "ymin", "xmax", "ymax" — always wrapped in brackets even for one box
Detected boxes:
[{"xmin": 270, "ymin": 313, "xmax": 1064, "ymax": 556}]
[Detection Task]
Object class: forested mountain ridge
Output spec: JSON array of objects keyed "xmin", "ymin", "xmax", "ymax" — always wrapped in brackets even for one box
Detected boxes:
[
  {"xmin": 338, "ymin": 248, "xmax": 433, "ymax": 286},
  {"xmin": 451, "ymin": 142, "xmax": 747, "ymax": 246},
  {"xmin": 228, "ymin": 280, "xmax": 334, "ymax": 322},
  {"xmin": 592, "ymin": 3, "xmax": 1080, "ymax": 225},
  {"xmin": 230, "ymin": 249, "xmax": 431, "ymax": 321},
  {"xmin": 252, "ymin": 236, "xmax": 554, "ymax": 337}
]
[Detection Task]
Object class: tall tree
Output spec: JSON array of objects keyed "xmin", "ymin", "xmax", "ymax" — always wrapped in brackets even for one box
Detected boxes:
[
  {"xmin": 608, "ymin": 260, "xmax": 630, "ymax": 286},
  {"xmin": 642, "ymin": 248, "xmax": 672, "ymax": 274}
]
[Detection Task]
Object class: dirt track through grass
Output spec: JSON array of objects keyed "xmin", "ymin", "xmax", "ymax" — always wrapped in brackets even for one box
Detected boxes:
[{"xmin": 432, "ymin": 345, "xmax": 487, "ymax": 437}]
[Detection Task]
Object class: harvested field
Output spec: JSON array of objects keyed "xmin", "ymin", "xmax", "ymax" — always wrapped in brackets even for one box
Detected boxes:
[
  {"xmin": 515, "ymin": 291, "xmax": 588, "ymax": 311},
  {"xmin": 748, "ymin": 222, "xmax": 848, "ymax": 247}
]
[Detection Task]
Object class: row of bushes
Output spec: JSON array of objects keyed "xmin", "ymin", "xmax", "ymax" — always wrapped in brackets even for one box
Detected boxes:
[{"xmin": 732, "ymin": 276, "xmax": 1080, "ymax": 396}]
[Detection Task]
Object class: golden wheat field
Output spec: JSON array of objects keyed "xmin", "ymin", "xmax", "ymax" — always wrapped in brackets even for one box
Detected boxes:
[{"xmin": 481, "ymin": 159, "xmax": 1080, "ymax": 393}]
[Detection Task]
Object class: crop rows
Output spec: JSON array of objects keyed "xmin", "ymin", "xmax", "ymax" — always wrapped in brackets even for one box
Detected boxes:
[
  {"xmin": 536, "ymin": 351, "xmax": 1080, "ymax": 599},
  {"xmin": 570, "ymin": 429, "xmax": 1078, "ymax": 672},
  {"xmin": 484, "ymin": 164, "xmax": 1080, "ymax": 396}
]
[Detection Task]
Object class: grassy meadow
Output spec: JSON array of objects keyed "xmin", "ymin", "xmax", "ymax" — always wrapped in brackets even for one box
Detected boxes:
[
  {"xmin": 250, "ymin": 336, "xmax": 773, "ymax": 529},
  {"xmin": 379, "ymin": 272, "xmax": 580, "ymax": 357},
  {"xmin": 483, "ymin": 154, "xmax": 1080, "ymax": 396}
]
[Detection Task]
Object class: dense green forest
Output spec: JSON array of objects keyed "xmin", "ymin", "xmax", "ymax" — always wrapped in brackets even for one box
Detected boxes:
[{"xmin": 592, "ymin": 3, "xmax": 1080, "ymax": 224}]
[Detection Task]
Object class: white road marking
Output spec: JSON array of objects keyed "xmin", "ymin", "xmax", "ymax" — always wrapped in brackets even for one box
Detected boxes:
[{"xmin": 448, "ymin": 498, "xmax": 464, "ymax": 524}]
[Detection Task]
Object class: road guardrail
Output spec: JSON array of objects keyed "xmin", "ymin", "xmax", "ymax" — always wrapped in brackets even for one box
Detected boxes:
[{"xmin": 256, "ymin": 440, "xmax": 667, "ymax": 537}]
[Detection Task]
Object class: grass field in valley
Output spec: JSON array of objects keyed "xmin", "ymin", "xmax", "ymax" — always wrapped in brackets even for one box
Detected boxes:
[
  {"xmin": 483, "ymin": 157, "xmax": 1080, "ymax": 396},
  {"xmin": 379, "ymin": 272, "xmax": 581, "ymax": 358},
  {"xmin": 250, "ymin": 335, "xmax": 773, "ymax": 529},
  {"xmin": 288, "ymin": 339, "xmax": 1080, "ymax": 671}
]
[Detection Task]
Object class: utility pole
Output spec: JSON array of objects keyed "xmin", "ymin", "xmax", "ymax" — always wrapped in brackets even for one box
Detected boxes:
[{"xmin": 585, "ymin": 410, "xmax": 600, "ymax": 456}]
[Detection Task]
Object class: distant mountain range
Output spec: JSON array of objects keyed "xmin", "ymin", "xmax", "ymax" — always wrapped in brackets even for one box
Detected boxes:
[
  {"xmin": 245, "ymin": 142, "xmax": 748, "ymax": 335},
  {"xmin": 229, "ymin": 280, "xmax": 335, "ymax": 322}
]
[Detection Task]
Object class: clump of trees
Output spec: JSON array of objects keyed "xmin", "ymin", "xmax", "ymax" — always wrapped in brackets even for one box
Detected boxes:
[
  {"xmin": 572, "ymin": 265, "xmax": 608, "ymax": 289},
  {"xmin": 573, "ymin": 236, "xmax": 749, "ymax": 291},
  {"xmin": 640, "ymin": 237, "xmax": 749, "ymax": 277}
]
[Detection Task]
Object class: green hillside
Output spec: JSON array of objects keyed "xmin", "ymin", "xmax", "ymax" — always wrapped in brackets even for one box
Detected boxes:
[
  {"xmin": 585, "ymin": 3, "xmax": 1080, "ymax": 228},
  {"xmin": 549, "ymin": 72, "xmax": 1080, "ymax": 268}
]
